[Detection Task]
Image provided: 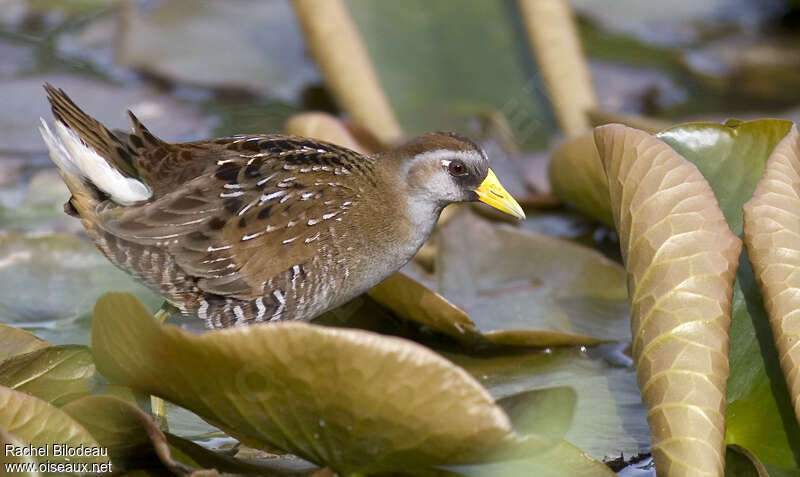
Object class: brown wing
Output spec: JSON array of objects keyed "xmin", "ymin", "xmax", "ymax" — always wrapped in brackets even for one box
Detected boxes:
[{"xmin": 96, "ymin": 136, "xmax": 365, "ymax": 300}]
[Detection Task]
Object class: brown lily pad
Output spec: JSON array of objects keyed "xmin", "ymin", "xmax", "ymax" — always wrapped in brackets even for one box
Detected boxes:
[
  {"xmin": 91, "ymin": 293, "xmax": 550, "ymax": 475},
  {"xmin": 0, "ymin": 323, "xmax": 51, "ymax": 362}
]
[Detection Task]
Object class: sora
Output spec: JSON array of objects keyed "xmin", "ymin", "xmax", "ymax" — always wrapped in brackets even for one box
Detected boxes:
[{"xmin": 39, "ymin": 85, "xmax": 525, "ymax": 328}]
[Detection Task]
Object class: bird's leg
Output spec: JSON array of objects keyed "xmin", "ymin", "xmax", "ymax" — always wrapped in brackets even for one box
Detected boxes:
[{"xmin": 150, "ymin": 301, "xmax": 177, "ymax": 431}]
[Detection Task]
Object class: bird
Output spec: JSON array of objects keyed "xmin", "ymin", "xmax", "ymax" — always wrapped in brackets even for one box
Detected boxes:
[{"xmin": 39, "ymin": 84, "xmax": 525, "ymax": 329}]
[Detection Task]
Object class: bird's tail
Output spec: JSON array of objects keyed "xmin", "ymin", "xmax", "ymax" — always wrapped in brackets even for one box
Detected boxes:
[{"xmin": 38, "ymin": 84, "xmax": 152, "ymax": 214}]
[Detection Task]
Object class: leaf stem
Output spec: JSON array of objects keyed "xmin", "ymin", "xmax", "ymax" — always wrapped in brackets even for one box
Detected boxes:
[{"xmin": 150, "ymin": 301, "xmax": 174, "ymax": 431}]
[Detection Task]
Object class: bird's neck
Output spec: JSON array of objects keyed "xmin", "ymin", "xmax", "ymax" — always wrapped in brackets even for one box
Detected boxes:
[{"xmin": 367, "ymin": 152, "xmax": 443, "ymax": 257}]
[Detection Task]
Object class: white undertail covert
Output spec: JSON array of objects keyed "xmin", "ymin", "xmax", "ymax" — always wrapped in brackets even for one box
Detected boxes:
[{"xmin": 39, "ymin": 118, "xmax": 152, "ymax": 205}]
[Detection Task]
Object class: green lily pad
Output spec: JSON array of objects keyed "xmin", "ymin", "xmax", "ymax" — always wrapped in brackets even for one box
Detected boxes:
[
  {"xmin": 344, "ymin": 0, "xmax": 557, "ymax": 150},
  {"xmin": 446, "ymin": 346, "xmax": 649, "ymax": 461},
  {"xmin": 447, "ymin": 440, "xmax": 616, "ymax": 477},
  {"xmin": 0, "ymin": 170, "xmax": 80, "ymax": 235},
  {"xmin": 496, "ymin": 387, "xmax": 576, "ymax": 440},
  {"xmin": 725, "ymin": 260, "xmax": 800, "ymax": 472},
  {"xmin": 91, "ymin": 292, "xmax": 551, "ymax": 475},
  {"xmin": 14, "ymin": 0, "xmax": 115, "ymax": 17},
  {"xmin": 657, "ymin": 119, "xmax": 793, "ymax": 235},
  {"xmin": 0, "ymin": 384, "xmax": 106, "ymax": 466},
  {"xmin": 0, "ymin": 323, "xmax": 50, "ymax": 362},
  {"xmin": 369, "ymin": 269, "xmax": 627, "ymax": 348},
  {"xmin": 116, "ymin": 0, "xmax": 319, "ymax": 101},
  {"xmin": 726, "ymin": 445, "xmax": 769, "ymax": 477},
  {"xmin": 726, "ymin": 369, "xmax": 796, "ymax": 471},
  {"xmin": 0, "ymin": 345, "xmax": 96, "ymax": 406},
  {"xmin": 740, "ymin": 126, "xmax": 800, "ymax": 477},
  {"xmin": 163, "ymin": 402, "xmax": 232, "ymax": 448},
  {"xmin": 0, "ymin": 74, "xmax": 211, "ymax": 154},
  {"xmin": 571, "ymin": 0, "xmax": 782, "ymax": 47},
  {"xmin": 436, "ymin": 211, "xmax": 630, "ymax": 345}
]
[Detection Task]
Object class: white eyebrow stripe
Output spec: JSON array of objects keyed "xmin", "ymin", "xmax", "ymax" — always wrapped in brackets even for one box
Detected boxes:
[
  {"xmin": 411, "ymin": 149, "xmax": 484, "ymax": 164},
  {"xmin": 404, "ymin": 149, "xmax": 485, "ymax": 177}
]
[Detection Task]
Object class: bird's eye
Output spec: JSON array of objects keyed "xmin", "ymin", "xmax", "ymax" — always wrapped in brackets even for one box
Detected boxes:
[{"xmin": 447, "ymin": 160, "xmax": 467, "ymax": 176}]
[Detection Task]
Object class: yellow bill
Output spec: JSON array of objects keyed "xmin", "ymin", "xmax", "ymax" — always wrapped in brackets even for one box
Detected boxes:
[{"xmin": 474, "ymin": 168, "xmax": 526, "ymax": 220}]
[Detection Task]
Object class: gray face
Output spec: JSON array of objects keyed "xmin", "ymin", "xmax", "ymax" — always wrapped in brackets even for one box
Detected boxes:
[{"xmin": 405, "ymin": 148, "xmax": 490, "ymax": 205}]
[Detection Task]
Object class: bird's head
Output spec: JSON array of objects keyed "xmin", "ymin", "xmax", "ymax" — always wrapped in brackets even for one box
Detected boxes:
[{"xmin": 384, "ymin": 132, "xmax": 525, "ymax": 220}]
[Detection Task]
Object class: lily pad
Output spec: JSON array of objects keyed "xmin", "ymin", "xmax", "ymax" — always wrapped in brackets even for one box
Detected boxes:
[
  {"xmin": 685, "ymin": 37, "xmax": 800, "ymax": 105},
  {"xmin": 91, "ymin": 292, "xmax": 550, "ymax": 475},
  {"xmin": 595, "ymin": 124, "xmax": 742, "ymax": 476},
  {"xmin": 549, "ymin": 131, "xmax": 614, "ymax": 228},
  {"xmin": 436, "ymin": 210, "xmax": 630, "ymax": 345},
  {"xmin": 0, "ymin": 384, "xmax": 106, "ymax": 466},
  {"xmin": 742, "ymin": 126, "xmax": 800, "ymax": 426},
  {"xmin": 552, "ymin": 120, "xmax": 800, "ymax": 472},
  {"xmin": 658, "ymin": 119, "xmax": 793, "ymax": 234},
  {"xmin": 162, "ymin": 402, "xmax": 232, "ymax": 448},
  {"xmin": 571, "ymin": 0, "xmax": 784, "ymax": 47},
  {"xmin": 726, "ymin": 368, "xmax": 799, "ymax": 472},
  {"xmin": 549, "ymin": 119, "xmax": 794, "ymax": 232},
  {"xmin": 165, "ymin": 433, "xmax": 323, "ymax": 476},
  {"xmin": 654, "ymin": 121, "xmax": 800, "ymax": 471},
  {"xmin": 367, "ymin": 272, "xmax": 483, "ymax": 345},
  {"xmin": 447, "ymin": 440, "xmax": 616, "ymax": 477},
  {"xmin": 725, "ymin": 219, "xmax": 800, "ymax": 468},
  {"xmin": 0, "ymin": 40, "xmax": 35, "ymax": 80},
  {"xmin": 0, "ymin": 232, "xmax": 160, "ymax": 344},
  {"xmin": 0, "ymin": 74, "xmax": 212, "ymax": 154},
  {"xmin": 0, "ymin": 169, "xmax": 83, "ymax": 235},
  {"xmin": 446, "ymin": 346, "xmax": 650, "ymax": 461},
  {"xmin": 61, "ymin": 395, "xmax": 159, "ymax": 469},
  {"xmin": 343, "ymin": 0, "xmax": 557, "ymax": 150},
  {"xmin": 496, "ymin": 387, "xmax": 576, "ymax": 440},
  {"xmin": 63, "ymin": 394, "xmax": 309, "ymax": 474},
  {"xmin": 0, "ymin": 345, "xmax": 96, "ymax": 406},
  {"xmin": 116, "ymin": 0, "xmax": 319, "ymax": 101},
  {"xmin": 311, "ymin": 294, "xmax": 421, "ymax": 343},
  {"xmin": 737, "ymin": 126, "xmax": 800, "ymax": 473},
  {"xmin": 726, "ymin": 445, "xmax": 767, "ymax": 477},
  {"xmin": 13, "ymin": 0, "xmax": 115, "ymax": 18},
  {"xmin": 0, "ymin": 429, "xmax": 39, "ymax": 476},
  {"xmin": 0, "ymin": 323, "xmax": 50, "ymax": 362}
]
